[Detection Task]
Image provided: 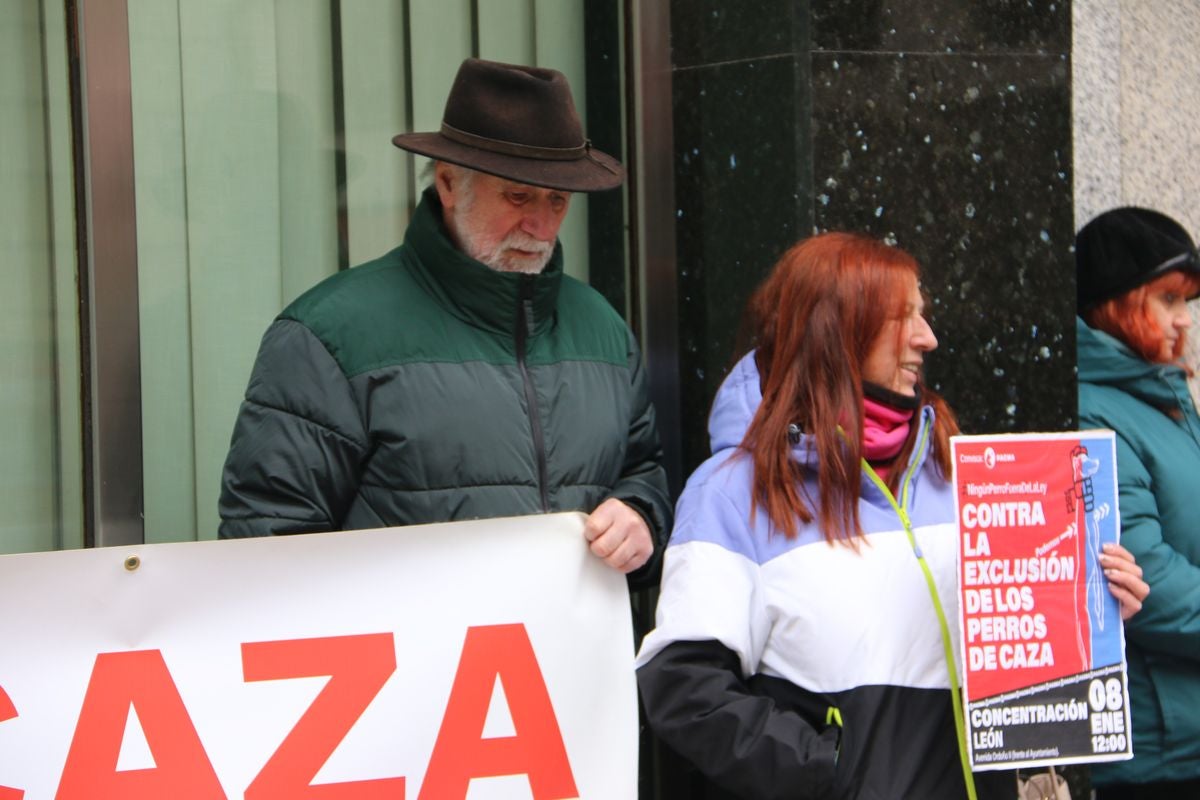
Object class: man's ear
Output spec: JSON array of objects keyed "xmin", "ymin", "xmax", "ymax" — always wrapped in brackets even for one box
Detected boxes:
[{"xmin": 433, "ymin": 162, "xmax": 456, "ymax": 211}]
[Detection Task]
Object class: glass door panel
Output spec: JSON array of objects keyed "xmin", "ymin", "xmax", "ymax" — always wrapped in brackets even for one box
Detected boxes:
[{"xmin": 0, "ymin": 0, "xmax": 84, "ymax": 555}]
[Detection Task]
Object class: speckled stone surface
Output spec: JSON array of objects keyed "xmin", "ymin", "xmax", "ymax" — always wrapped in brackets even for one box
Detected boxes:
[
  {"xmin": 811, "ymin": 0, "xmax": 1069, "ymax": 52},
  {"xmin": 1072, "ymin": 0, "xmax": 1121, "ymax": 230},
  {"xmin": 1118, "ymin": 1, "xmax": 1200, "ymax": 232},
  {"xmin": 669, "ymin": 1, "xmax": 1077, "ymax": 477},
  {"xmin": 812, "ymin": 50, "xmax": 1076, "ymax": 434},
  {"xmin": 671, "ymin": 0, "xmax": 798, "ymax": 68},
  {"xmin": 672, "ymin": 52, "xmax": 810, "ymax": 470},
  {"xmin": 1121, "ymin": 0, "xmax": 1200, "ymax": 408}
]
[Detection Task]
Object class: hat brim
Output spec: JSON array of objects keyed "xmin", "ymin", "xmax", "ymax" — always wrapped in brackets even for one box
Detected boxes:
[{"xmin": 392, "ymin": 131, "xmax": 624, "ymax": 193}]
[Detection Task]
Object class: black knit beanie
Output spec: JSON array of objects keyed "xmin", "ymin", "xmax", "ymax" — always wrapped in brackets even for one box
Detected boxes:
[{"xmin": 1075, "ymin": 206, "xmax": 1200, "ymax": 312}]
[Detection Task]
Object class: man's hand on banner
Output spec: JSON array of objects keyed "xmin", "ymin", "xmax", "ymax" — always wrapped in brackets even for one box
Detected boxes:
[{"xmin": 583, "ymin": 498, "xmax": 653, "ymax": 574}]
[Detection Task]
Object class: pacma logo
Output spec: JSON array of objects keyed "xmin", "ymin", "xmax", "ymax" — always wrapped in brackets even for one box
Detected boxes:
[{"xmin": 982, "ymin": 447, "xmax": 1016, "ymax": 469}]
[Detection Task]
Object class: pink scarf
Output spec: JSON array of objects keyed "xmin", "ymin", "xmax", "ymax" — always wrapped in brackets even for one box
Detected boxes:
[{"xmin": 863, "ymin": 395, "xmax": 914, "ymax": 477}]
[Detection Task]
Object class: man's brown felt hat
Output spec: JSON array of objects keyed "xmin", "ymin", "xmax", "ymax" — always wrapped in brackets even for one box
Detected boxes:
[{"xmin": 392, "ymin": 58, "xmax": 624, "ymax": 193}]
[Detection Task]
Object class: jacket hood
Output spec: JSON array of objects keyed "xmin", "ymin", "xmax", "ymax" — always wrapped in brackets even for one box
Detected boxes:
[
  {"xmin": 708, "ymin": 350, "xmax": 937, "ymax": 486},
  {"xmin": 1076, "ymin": 316, "xmax": 1191, "ymax": 411},
  {"xmin": 708, "ymin": 351, "xmax": 763, "ymax": 455},
  {"xmin": 705, "ymin": 350, "xmax": 828, "ymax": 467}
]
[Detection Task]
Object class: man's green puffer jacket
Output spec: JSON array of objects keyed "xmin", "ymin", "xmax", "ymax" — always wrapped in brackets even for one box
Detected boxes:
[{"xmin": 218, "ymin": 189, "xmax": 671, "ymax": 584}]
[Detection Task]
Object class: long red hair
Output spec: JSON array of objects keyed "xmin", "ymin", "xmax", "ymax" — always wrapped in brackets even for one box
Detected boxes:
[
  {"xmin": 741, "ymin": 232, "xmax": 959, "ymax": 543},
  {"xmin": 1083, "ymin": 270, "xmax": 1200, "ymax": 365}
]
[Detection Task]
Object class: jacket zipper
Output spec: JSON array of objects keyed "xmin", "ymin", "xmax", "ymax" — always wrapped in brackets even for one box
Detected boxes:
[
  {"xmin": 861, "ymin": 420, "xmax": 978, "ymax": 800},
  {"xmin": 516, "ymin": 276, "xmax": 550, "ymax": 512}
]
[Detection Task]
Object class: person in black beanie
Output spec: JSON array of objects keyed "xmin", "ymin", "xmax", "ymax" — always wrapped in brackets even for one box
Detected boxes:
[{"xmin": 1076, "ymin": 206, "xmax": 1200, "ymax": 799}]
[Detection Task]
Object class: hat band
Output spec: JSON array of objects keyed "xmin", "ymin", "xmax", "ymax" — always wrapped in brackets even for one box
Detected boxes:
[{"xmin": 440, "ymin": 122, "xmax": 586, "ymax": 161}]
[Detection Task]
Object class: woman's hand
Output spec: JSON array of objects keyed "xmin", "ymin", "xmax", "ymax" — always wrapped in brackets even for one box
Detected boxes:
[{"xmin": 1100, "ymin": 542, "xmax": 1150, "ymax": 621}]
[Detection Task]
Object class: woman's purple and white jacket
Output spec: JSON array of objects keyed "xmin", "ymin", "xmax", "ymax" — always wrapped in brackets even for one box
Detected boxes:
[{"xmin": 635, "ymin": 352, "xmax": 1012, "ymax": 800}]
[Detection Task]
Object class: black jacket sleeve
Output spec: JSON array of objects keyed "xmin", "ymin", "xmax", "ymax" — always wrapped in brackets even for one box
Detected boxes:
[
  {"xmin": 638, "ymin": 639, "xmax": 840, "ymax": 800},
  {"xmin": 217, "ymin": 319, "xmax": 368, "ymax": 538}
]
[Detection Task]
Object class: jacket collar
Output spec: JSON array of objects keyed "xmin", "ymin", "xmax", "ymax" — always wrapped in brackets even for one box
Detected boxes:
[
  {"xmin": 857, "ymin": 405, "xmax": 935, "ymax": 501},
  {"xmin": 404, "ymin": 186, "xmax": 564, "ymax": 337},
  {"xmin": 1076, "ymin": 316, "xmax": 1191, "ymax": 411}
]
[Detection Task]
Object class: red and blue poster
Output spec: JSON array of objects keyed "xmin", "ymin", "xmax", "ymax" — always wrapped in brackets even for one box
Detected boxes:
[{"xmin": 951, "ymin": 431, "xmax": 1132, "ymax": 770}]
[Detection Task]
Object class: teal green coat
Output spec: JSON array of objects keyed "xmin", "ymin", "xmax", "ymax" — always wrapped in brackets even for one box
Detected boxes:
[
  {"xmin": 1078, "ymin": 317, "xmax": 1200, "ymax": 785},
  {"xmin": 218, "ymin": 189, "xmax": 671, "ymax": 584}
]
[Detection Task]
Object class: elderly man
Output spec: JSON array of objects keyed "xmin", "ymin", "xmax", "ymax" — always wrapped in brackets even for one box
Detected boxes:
[{"xmin": 217, "ymin": 58, "xmax": 671, "ymax": 585}]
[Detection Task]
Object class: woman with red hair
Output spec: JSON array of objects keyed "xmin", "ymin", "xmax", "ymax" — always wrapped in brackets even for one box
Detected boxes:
[
  {"xmin": 1077, "ymin": 207, "xmax": 1200, "ymax": 799},
  {"xmin": 636, "ymin": 232, "xmax": 1147, "ymax": 799}
]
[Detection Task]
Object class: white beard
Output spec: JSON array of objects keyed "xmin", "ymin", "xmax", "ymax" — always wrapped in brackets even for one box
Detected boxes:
[{"xmin": 450, "ymin": 200, "xmax": 554, "ymax": 274}]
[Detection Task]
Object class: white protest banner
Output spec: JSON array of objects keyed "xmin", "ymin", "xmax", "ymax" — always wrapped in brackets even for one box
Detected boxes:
[
  {"xmin": 0, "ymin": 512, "xmax": 636, "ymax": 798},
  {"xmin": 952, "ymin": 431, "xmax": 1132, "ymax": 771}
]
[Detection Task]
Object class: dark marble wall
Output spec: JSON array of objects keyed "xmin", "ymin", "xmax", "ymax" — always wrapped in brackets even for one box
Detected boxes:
[
  {"xmin": 672, "ymin": 0, "xmax": 812, "ymax": 472},
  {"xmin": 671, "ymin": 0, "xmax": 1077, "ymax": 479}
]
